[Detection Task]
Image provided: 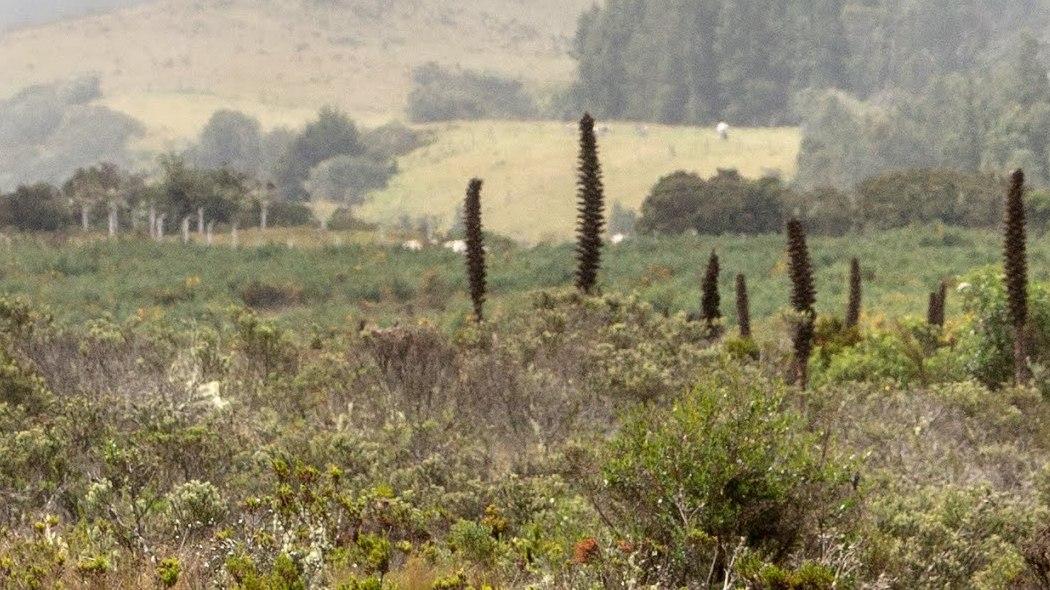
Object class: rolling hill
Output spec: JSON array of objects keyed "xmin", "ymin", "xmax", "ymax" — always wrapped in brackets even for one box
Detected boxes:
[{"xmin": 0, "ymin": 0, "xmax": 593, "ymax": 137}]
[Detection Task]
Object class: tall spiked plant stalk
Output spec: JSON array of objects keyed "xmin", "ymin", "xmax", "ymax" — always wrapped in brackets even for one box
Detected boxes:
[
  {"xmin": 736, "ymin": 273, "xmax": 752, "ymax": 339},
  {"xmin": 787, "ymin": 219, "xmax": 817, "ymax": 389},
  {"xmin": 927, "ymin": 282, "xmax": 947, "ymax": 328},
  {"xmin": 1004, "ymin": 169, "xmax": 1031, "ymax": 384},
  {"xmin": 845, "ymin": 257, "xmax": 862, "ymax": 329},
  {"xmin": 575, "ymin": 113, "xmax": 606, "ymax": 294},
  {"xmin": 464, "ymin": 178, "xmax": 487, "ymax": 322},
  {"xmin": 700, "ymin": 251, "xmax": 722, "ymax": 333}
]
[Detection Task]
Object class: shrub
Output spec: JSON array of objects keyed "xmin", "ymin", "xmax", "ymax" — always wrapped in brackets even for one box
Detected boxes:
[
  {"xmin": 237, "ymin": 201, "xmax": 315, "ymax": 228},
  {"xmin": 407, "ymin": 63, "xmax": 537, "ymax": 122},
  {"xmin": 865, "ymin": 485, "xmax": 1038, "ymax": 587},
  {"xmin": 447, "ymin": 519, "xmax": 499, "ymax": 564},
  {"xmin": 327, "ymin": 207, "xmax": 378, "ymax": 231},
  {"xmin": 238, "ymin": 280, "xmax": 304, "ymax": 309},
  {"xmin": 854, "ymin": 168, "xmax": 1004, "ymax": 230},
  {"xmin": 956, "ymin": 268, "xmax": 1050, "ymax": 388},
  {"xmin": 0, "ymin": 184, "xmax": 74, "ymax": 232},
  {"xmin": 637, "ymin": 169, "xmax": 786, "ymax": 236},
  {"xmin": 596, "ymin": 364, "xmax": 851, "ymax": 585},
  {"xmin": 165, "ymin": 479, "xmax": 226, "ymax": 530},
  {"xmin": 157, "ymin": 558, "xmax": 181, "ymax": 588}
]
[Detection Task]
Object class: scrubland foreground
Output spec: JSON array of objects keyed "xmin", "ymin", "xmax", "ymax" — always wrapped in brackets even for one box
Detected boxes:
[{"xmin": 2, "ymin": 256, "xmax": 1050, "ymax": 588}]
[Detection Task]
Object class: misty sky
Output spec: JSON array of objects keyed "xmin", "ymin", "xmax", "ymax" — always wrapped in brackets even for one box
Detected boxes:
[{"xmin": 0, "ymin": 0, "xmax": 146, "ymax": 30}]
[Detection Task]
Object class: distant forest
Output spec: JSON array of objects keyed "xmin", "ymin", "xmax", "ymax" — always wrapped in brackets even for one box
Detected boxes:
[{"xmin": 572, "ymin": 0, "xmax": 1050, "ymax": 187}]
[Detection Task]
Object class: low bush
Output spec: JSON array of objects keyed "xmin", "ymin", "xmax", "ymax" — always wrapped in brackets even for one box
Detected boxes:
[
  {"xmin": 594, "ymin": 363, "xmax": 854, "ymax": 585},
  {"xmin": 407, "ymin": 62, "xmax": 537, "ymax": 122}
]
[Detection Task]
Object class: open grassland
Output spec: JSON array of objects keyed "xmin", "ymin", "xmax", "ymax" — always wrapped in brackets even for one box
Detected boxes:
[
  {"xmin": 0, "ymin": 225, "xmax": 1036, "ymax": 331},
  {"xmin": 0, "ymin": 0, "xmax": 590, "ymax": 128},
  {"xmin": 361, "ymin": 122, "xmax": 801, "ymax": 242}
]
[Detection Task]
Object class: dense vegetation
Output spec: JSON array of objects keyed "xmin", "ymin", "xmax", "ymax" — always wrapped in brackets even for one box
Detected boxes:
[
  {"xmin": 637, "ymin": 167, "xmax": 1050, "ymax": 236},
  {"xmin": 3, "ymin": 239, "xmax": 1050, "ymax": 586},
  {"xmin": 407, "ymin": 63, "xmax": 538, "ymax": 123},
  {"xmin": 0, "ymin": 226, "xmax": 1039, "ymax": 330}
]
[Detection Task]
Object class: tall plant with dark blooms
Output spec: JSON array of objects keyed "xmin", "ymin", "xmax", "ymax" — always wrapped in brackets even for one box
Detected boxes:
[
  {"xmin": 700, "ymin": 251, "xmax": 722, "ymax": 331},
  {"xmin": 787, "ymin": 219, "xmax": 817, "ymax": 389},
  {"xmin": 1004, "ymin": 169, "xmax": 1031, "ymax": 384},
  {"xmin": 736, "ymin": 273, "xmax": 752, "ymax": 339},
  {"xmin": 575, "ymin": 113, "xmax": 606, "ymax": 294},
  {"xmin": 845, "ymin": 257, "xmax": 862, "ymax": 329},
  {"xmin": 464, "ymin": 178, "xmax": 487, "ymax": 322},
  {"xmin": 927, "ymin": 282, "xmax": 947, "ymax": 328}
]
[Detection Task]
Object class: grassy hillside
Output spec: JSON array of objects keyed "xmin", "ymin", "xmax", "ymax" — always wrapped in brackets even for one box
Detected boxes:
[
  {"xmin": 0, "ymin": 0, "xmax": 592, "ymax": 135},
  {"xmin": 361, "ymin": 122, "xmax": 801, "ymax": 242},
  {"xmin": 0, "ymin": 226, "xmax": 1031, "ymax": 331}
]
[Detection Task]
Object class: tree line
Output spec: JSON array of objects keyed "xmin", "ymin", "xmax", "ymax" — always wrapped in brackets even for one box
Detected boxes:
[{"xmin": 570, "ymin": 0, "xmax": 1049, "ymax": 127}]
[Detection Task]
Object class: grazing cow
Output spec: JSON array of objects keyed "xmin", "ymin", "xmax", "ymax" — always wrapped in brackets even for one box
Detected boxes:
[
  {"xmin": 716, "ymin": 121, "xmax": 730, "ymax": 140},
  {"xmin": 611, "ymin": 233, "xmax": 628, "ymax": 245},
  {"xmin": 402, "ymin": 240, "xmax": 424, "ymax": 251},
  {"xmin": 443, "ymin": 239, "xmax": 468, "ymax": 254}
]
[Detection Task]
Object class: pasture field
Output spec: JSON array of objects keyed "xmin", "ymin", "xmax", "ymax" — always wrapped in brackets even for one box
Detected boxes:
[
  {"xmin": 0, "ymin": 225, "xmax": 1029, "ymax": 331},
  {"xmin": 361, "ymin": 122, "xmax": 801, "ymax": 242},
  {"xmin": 0, "ymin": 0, "xmax": 590, "ymax": 125}
]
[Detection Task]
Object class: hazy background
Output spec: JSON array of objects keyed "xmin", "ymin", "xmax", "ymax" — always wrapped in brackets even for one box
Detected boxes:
[
  {"xmin": 2, "ymin": 0, "xmax": 1050, "ymax": 240},
  {"xmin": 0, "ymin": 0, "xmax": 147, "ymax": 31}
]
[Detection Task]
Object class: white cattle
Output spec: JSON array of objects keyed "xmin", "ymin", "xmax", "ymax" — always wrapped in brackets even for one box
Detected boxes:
[
  {"xmin": 402, "ymin": 240, "xmax": 424, "ymax": 251},
  {"xmin": 716, "ymin": 121, "xmax": 730, "ymax": 140},
  {"xmin": 610, "ymin": 233, "xmax": 628, "ymax": 245},
  {"xmin": 443, "ymin": 239, "xmax": 468, "ymax": 254}
]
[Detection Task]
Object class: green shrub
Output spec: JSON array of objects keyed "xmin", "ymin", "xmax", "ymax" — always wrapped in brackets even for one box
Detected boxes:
[
  {"xmin": 597, "ymin": 363, "xmax": 853, "ymax": 584},
  {"xmin": 956, "ymin": 267, "xmax": 1050, "ymax": 388},
  {"xmin": 327, "ymin": 208, "xmax": 378, "ymax": 231},
  {"xmin": 165, "ymin": 479, "xmax": 226, "ymax": 529},
  {"xmin": 637, "ymin": 169, "xmax": 786, "ymax": 236},
  {"xmin": 0, "ymin": 344, "xmax": 53, "ymax": 415},
  {"xmin": 865, "ymin": 485, "xmax": 1038, "ymax": 588},
  {"xmin": 157, "ymin": 557, "xmax": 181, "ymax": 588},
  {"xmin": 447, "ymin": 519, "xmax": 499, "ymax": 564},
  {"xmin": 853, "ymin": 169, "xmax": 1004, "ymax": 230},
  {"xmin": 813, "ymin": 318, "xmax": 962, "ymax": 387},
  {"xmin": 407, "ymin": 62, "xmax": 537, "ymax": 122},
  {"xmin": 237, "ymin": 201, "xmax": 316, "ymax": 228},
  {"xmin": 0, "ymin": 184, "xmax": 75, "ymax": 232}
]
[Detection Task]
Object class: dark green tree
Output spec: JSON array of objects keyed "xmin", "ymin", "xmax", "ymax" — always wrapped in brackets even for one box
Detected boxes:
[
  {"xmin": 575, "ymin": 113, "xmax": 606, "ymax": 294},
  {"xmin": 786, "ymin": 218, "xmax": 817, "ymax": 388},
  {"xmin": 845, "ymin": 257, "xmax": 862, "ymax": 328},
  {"xmin": 700, "ymin": 251, "xmax": 722, "ymax": 332},
  {"xmin": 464, "ymin": 178, "xmax": 487, "ymax": 322},
  {"xmin": 272, "ymin": 107, "xmax": 364, "ymax": 200},
  {"xmin": 736, "ymin": 273, "xmax": 752, "ymax": 339},
  {"xmin": 1004, "ymin": 169, "xmax": 1031, "ymax": 383}
]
